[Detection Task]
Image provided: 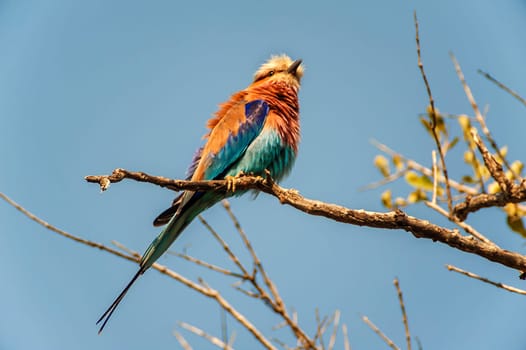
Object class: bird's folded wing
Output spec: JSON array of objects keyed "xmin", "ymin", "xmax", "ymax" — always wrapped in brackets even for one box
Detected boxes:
[
  {"xmin": 193, "ymin": 99, "xmax": 269, "ymax": 181},
  {"xmin": 156, "ymin": 99, "xmax": 270, "ymax": 223}
]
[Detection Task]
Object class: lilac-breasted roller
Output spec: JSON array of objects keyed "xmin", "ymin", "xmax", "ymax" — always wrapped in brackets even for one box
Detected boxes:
[{"xmin": 97, "ymin": 55, "xmax": 304, "ymax": 332}]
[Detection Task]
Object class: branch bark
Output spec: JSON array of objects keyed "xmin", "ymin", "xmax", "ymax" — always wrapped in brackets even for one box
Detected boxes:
[{"xmin": 85, "ymin": 169, "xmax": 526, "ymax": 275}]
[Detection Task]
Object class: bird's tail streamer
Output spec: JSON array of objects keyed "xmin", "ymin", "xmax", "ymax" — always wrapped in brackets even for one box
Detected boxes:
[{"xmin": 96, "ymin": 269, "xmax": 143, "ymax": 334}]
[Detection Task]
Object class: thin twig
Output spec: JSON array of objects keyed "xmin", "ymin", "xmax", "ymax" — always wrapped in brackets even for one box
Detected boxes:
[
  {"xmin": 414, "ymin": 11, "xmax": 454, "ymax": 212},
  {"xmin": 371, "ymin": 140, "xmax": 478, "ymax": 195},
  {"xmin": 0, "ymin": 192, "xmax": 276, "ymax": 350},
  {"xmin": 360, "ymin": 168, "xmax": 408, "ymax": 191},
  {"xmin": 431, "ymin": 150, "xmax": 438, "ymax": 204},
  {"xmin": 233, "ymin": 285, "xmax": 261, "ymax": 299},
  {"xmin": 314, "ymin": 309, "xmax": 329, "ymax": 349},
  {"xmin": 146, "ymin": 261, "xmax": 279, "ymax": 348},
  {"xmin": 477, "ymin": 69, "xmax": 526, "ymax": 109},
  {"xmin": 470, "ymin": 128, "xmax": 513, "ymax": 193},
  {"xmin": 342, "ymin": 324, "xmax": 352, "ymax": 350},
  {"xmin": 416, "ymin": 337, "xmax": 423, "ymax": 350},
  {"xmin": 327, "ymin": 310, "xmax": 340, "ymax": 350},
  {"xmin": 173, "ymin": 331, "xmax": 194, "ymax": 350},
  {"xmin": 222, "ymin": 201, "xmax": 282, "ymax": 305},
  {"xmin": 228, "ymin": 330, "xmax": 237, "ymax": 349},
  {"xmin": 222, "ymin": 201, "xmax": 316, "ymax": 349},
  {"xmin": 393, "ymin": 279, "xmax": 411, "ymax": 350},
  {"xmin": 221, "ymin": 308, "xmax": 228, "ymax": 349},
  {"xmin": 168, "ymin": 250, "xmax": 243, "ymax": 278},
  {"xmin": 197, "ymin": 215, "xmax": 251, "ymax": 278},
  {"xmin": 111, "ymin": 240, "xmax": 141, "ymax": 258},
  {"xmin": 179, "ymin": 321, "xmax": 234, "ymax": 350},
  {"xmin": 425, "ymin": 201, "xmax": 496, "ymax": 245},
  {"xmin": 0, "ymin": 192, "xmax": 136, "ymax": 263},
  {"xmin": 362, "ymin": 316, "xmax": 400, "ymax": 350},
  {"xmin": 446, "ymin": 264, "xmax": 526, "ymax": 296},
  {"xmin": 451, "ymin": 54, "xmax": 518, "ymax": 179}
]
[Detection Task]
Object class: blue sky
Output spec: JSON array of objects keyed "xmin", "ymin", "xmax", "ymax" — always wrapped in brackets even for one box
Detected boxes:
[{"xmin": 2, "ymin": 1, "xmax": 526, "ymax": 349}]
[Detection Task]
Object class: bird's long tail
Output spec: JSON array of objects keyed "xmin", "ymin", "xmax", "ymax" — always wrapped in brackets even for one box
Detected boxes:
[
  {"xmin": 96, "ymin": 268, "xmax": 143, "ymax": 334},
  {"xmin": 96, "ymin": 202, "xmax": 198, "ymax": 333},
  {"xmin": 97, "ymin": 192, "xmax": 217, "ymax": 333}
]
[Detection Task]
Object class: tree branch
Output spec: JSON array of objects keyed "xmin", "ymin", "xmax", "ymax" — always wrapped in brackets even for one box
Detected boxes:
[
  {"xmin": 414, "ymin": 11, "xmax": 454, "ymax": 212},
  {"xmin": 84, "ymin": 169, "xmax": 526, "ymax": 275},
  {"xmin": 0, "ymin": 191, "xmax": 276, "ymax": 350},
  {"xmin": 446, "ymin": 265, "xmax": 526, "ymax": 296},
  {"xmin": 478, "ymin": 69, "xmax": 526, "ymax": 107}
]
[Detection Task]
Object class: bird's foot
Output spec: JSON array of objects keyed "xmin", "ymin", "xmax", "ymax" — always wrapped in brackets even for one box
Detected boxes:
[{"xmin": 225, "ymin": 172, "xmax": 246, "ymax": 192}]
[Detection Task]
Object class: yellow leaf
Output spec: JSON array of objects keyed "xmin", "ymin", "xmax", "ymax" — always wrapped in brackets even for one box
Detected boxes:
[
  {"xmin": 458, "ymin": 115, "xmax": 471, "ymax": 131},
  {"xmin": 507, "ymin": 214, "xmax": 526, "ymax": 239},
  {"xmin": 458, "ymin": 115, "xmax": 476, "ymax": 150},
  {"xmin": 425, "ymin": 105, "xmax": 447, "ymax": 138},
  {"xmin": 504, "ymin": 203, "xmax": 517, "ymax": 216},
  {"xmin": 499, "ymin": 146, "xmax": 508, "ymax": 158},
  {"xmin": 464, "ymin": 151, "xmax": 475, "ymax": 165},
  {"xmin": 419, "ymin": 117, "xmax": 432, "ymax": 134},
  {"xmin": 392, "ymin": 155, "xmax": 404, "ymax": 171},
  {"xmin": 461, "ymin": 175, "xmax": 476, "ymax": 184},
  {"xmin": 477, "ymin": 164, "xmax": 490, "ymax": 180},
  {"xmin": 374, "ymin": 155, "xmax": 390, "ymax": 177},
  {"xmin": 511, "ymin": 161, "xmax": 524, "ymax": 177},
  {"xmin": 405, "ymin": 171, "xmax": 434, "ymax": 191},
  {"xmin": 381, "ymin": 189, "xmax": 392, "ymax": 209},
  {"xmin": 488, "ymin": 182, "xmax": 501, "ymax": 194},
  {"xmin": 445, "ymin": 137, "xmax": 459, "ymax": 153},
  {"xmin": 408, "ymin": 189, "xmax": 428, "ymax": 203}
]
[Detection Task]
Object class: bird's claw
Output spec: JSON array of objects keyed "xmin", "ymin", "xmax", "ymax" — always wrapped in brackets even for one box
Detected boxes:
[
  {"xmin": 225, "ymin": 175, "xmax": 237, "ymax": 192},
  {"xmin": 225, "ymin": 172, "xmax": 246, "ymax": 192}
]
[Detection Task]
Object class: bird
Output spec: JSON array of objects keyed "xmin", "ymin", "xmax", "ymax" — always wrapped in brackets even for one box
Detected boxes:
[{"xmin": 97, "ymin": 54, "xmax": 304, "ymax": 333}]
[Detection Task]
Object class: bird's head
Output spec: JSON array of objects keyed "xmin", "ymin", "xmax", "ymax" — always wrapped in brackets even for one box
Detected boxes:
[{"xmin": 252, "ymin": 55, "xmax": 304, "ymax": 89}]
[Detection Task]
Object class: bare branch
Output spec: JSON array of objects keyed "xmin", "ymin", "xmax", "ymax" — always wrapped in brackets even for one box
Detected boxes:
[
  {"xmin": 179, "ymin": 321, "xmax": 234, "ymax": 350},
  {"xmin": 222, "ymin": 201, "xmax": 282, "ymax": 307},
  {"xmin": 371, "ymin": 140, "xmax": 478, "ymax": 195},
  {"xmin": 362, "ymin": 316, "xmax": 400, "ymax": 350},
  {"xmin": 425, "ymin": 201, "xmax": 495, "ymax": 245},
  {"xmin": 452, "ymin": 189, "xmax": 526, "ymax": 222},
  {"xmin": 342, "ymin": 324, "xmax": 352, "ymax": 350},
  {"xmin": 470, "ymin": 128, "xmax": 513, "ymax": 193},
  {"xmin": 446, "ymin": 264, "xmax": 526, "ymax": 296},
  {"xmin": 478, "ymin": 69, "xmax": 526, "ymax": 107},
  {"xmin": 314, "ymin": 309, "xmax": 329, "ymax": 349},
  {"xmin": 81, "ymin": 171, "xmax": 526, "ymax": 274},
  {"xmin": 222, "ymin": 201, "xmax": 315, "ymax": 349},
  {"xmin": 111, "ymin": 240, "xmax": 141, "ymax": 259},
  {"xmin": 359, "ymin": 168, "xmax": 407, "ymax": 191},
  {"xmin": 168, "ymin": 250, "xmax": 243, "ymax": 278},
  {"xmin": 0, "ymin": 192, "xmax": 136, "ymax": 263},
  {"xmin": 393, "ymin": 279, "xmax": 411, "ymax": 350},
  {"xmin": 173, "ymin": 331, "xmax": 194, "ymax": 350},
  {"xmin": 197, "ymin": 215, "xmax": 251, "ymax": 279},
  {"xmin": 450, "ymin": 54, "xmax": 518, "ymax": 179},
  {"xmin": 414, "ymin": 11, "xmax": 454, "ymax": 212},
  {"xmin": 431, "ymin": 150, "xmax": 438, "ymax": 204},
  {"xmin": 372, "ymin": 140, "xmax": 526, "ymax": 221},
  {"xmin": 327, "ymin": 310, "xmax": 340, "ymax": 350},
  {"xmin": 0, "ymin": 192, "xmax": 276, "ymax": 350}
]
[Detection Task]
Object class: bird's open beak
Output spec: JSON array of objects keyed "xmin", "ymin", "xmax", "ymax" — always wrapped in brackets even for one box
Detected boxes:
[{"xmin": 287, "ymin": 59, "xmax": 303, "ymax": 75}]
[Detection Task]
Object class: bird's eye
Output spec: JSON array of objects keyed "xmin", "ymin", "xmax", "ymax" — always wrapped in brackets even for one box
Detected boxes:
[{"xmin": 268, "ymin": 70, "xmax": 275, "ymax": 77}]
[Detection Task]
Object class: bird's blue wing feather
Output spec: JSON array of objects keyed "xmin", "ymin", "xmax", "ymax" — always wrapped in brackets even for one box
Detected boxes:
[{"xmin": 203, "ymin": 100, "xmax": 269, "ymax": 180}]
